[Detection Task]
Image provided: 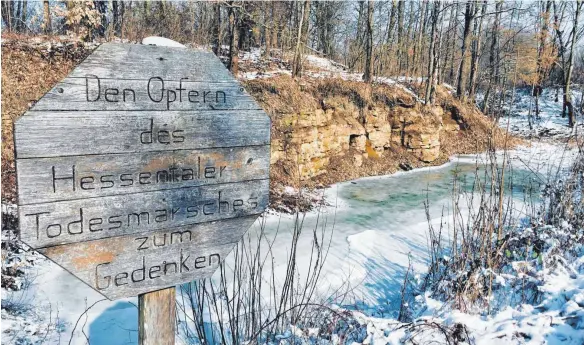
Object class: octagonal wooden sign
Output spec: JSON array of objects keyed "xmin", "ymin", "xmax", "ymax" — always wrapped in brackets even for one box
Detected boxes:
[{"xmin": 14, "ymin": 43, "xmax": 270, "ymax": 300}]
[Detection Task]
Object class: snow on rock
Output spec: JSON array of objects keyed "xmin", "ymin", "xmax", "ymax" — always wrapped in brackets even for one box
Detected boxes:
[{"xmin": 142, "ymin": 36, "xmax": 186, "ymax": 48}]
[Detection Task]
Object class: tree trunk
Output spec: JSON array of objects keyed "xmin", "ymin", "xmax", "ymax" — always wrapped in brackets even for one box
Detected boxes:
[
  {"xmin": 351, "ymin": 1, "xmax": 365, "ymax": 72},
  {"xmin": 272, "ymin": 2, "xmax": 280, "ymax": 53},
  {"xmin": 483, "ymin": 0, "xmax": 502, "ymax": 115},
  {"xmin": 237, "ymin": 3, "xmax": 249, "ymax": 51},
  {"xmin": 405, "ymin": 2, "xmax": 415, "ymax": 77},
  {"xmin": 42, "ymin": 0, "xmax": 51, "ymax": 34},
  {"xmin": 456, "ymin": 1, "xmax": 474, "ymax": 100},
  {"xmin": 325, "ymin": 4, "xmax": 335, "ymax": 57},
  {"xmin": 412, "ymin": 0, "xmax": 428, "ymax": 78},
  {"xmin": 535, "ymin": 1, "xmax": 552, "ymax": 118},
  {"xmin": 565, "ymin": 0, "xmax": 582, "ymax": 128},
  {"xmin": 386, "ymin": 0, "xmax": 396, "ymax": 44},
  {"xmin": 1, "ymin": 2, "xmax": 11, "ymax": 32},
  {"xmin": 553, "ymin": 1, "xmax": 568, "ymax": 117},
  {"xmin": 112, "ymin": 1, "xmax": 120, "ymax": 36},
  {"xmin": 20, "ymin": 0, "xmax": 27, "ymax": 32},
  {"xmin": 396, "ymin": 0, "xmax": 405, "ymax": 73},
  {"xmin": 448, "ymin": 2, "xmax": 459, "ymax": 85},
  {"xmin": 316, "ymin": 2, "xmax": 335, "ymax": 57},
  {"xmin": 292, "ymin": 0, "xmax": 311, "ymax": 77},
  {"xmin": 119, "ymin": 1, "xmax": 125, "ymax": 39},
  {"xmin": 363, "ymin": 0, "xmax": 374, "ymax": 83},
  {"xmin": 15, "ymin": 1, "xmax": 22, "ymax": 32},
  {"xmin": 441, "ymin": 4, "xmax": 455, "ymax": 84},
  {"xmin": 228, "ymin": 1, "xmax": 239, "ymax": 75},
  {"xmin": 425, "ymin": 2, "xmax": 441, "ymax": 104},
  {"xmin": 580, "ymin": 88, "xmax": 584, "ymax": 114},
  {"xmin": 264, "ymin": 2, "xmax": 272, "ymax": 57},
  {"xmin": 316, "ymin": 1, "xmax": 324, "ymax": 52},
  {"xmin": 468, "ymin": 1, "xmax": 486, "ymax": 101},
  {"xmin": 212, "ymin": 2, "xmax": 221, "ymax": 56}
]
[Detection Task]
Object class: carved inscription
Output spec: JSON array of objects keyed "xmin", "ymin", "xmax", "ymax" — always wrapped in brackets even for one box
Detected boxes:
[
  {"xmin": 20, "ymin": 179, "xmax": 269, "ymax": 248},
  {"xmin": 85, "ymin": 76, "xmax": 228, "ymax": 110},
  {"xmin": 16, "ymin": 43, "xmax": 270, "ymax": 299},
  {"xmin": 39, "ymin": 216, "xmax": 256, "ymax": 299},
  {"xmin": 17, "ymin": 146, "xmax": 269, "ymax": 204},
  {"xmin": 15, "ymin": 111, "xmax": 270, "ymax": 158}
]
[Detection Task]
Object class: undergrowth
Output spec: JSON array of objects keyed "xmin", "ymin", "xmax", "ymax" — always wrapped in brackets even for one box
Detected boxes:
[{"xmin": 415, "ymin": 139, "xmax": 583, "ymax": 317}]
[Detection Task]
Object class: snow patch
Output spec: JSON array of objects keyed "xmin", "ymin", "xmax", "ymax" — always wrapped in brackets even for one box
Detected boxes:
[{"xmin": 142, "ymin": 36, "xmax": 186, "ymax": 48}]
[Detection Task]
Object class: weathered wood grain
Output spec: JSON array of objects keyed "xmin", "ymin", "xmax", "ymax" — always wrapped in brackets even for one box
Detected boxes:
[
  {"xmin": 19, "ymin": 179, "xmax": 269, "ymax": 248},
  {"xmin": 139, "ymin": 288, "xmax": 176, "ymax": 345},
  {"xmin": 39, "ymin": 216, "xmax": 256, "ymax": 299},
  {"xmin": 32, "ymin": 78, "xmax": 260, "ymax": 111},
  {"xmin": 14, "ymin": 110, "xmax": 271, "ymax": 158},
  {"xmin": 17, "ymin": 145, "xmax": 269, "ymax": 205},
  {"xmin": 15, "ymin": 43, "xmax": 271, "ymax": 300},
  {"xmin": 66, "ymin": 44, "xmax": 236, "ymax": 82}
]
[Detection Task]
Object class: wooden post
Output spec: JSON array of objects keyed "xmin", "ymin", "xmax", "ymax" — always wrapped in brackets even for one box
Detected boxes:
[{"xmin": 139, "ymin": 287, "xmax": 176, "ymax": 345}]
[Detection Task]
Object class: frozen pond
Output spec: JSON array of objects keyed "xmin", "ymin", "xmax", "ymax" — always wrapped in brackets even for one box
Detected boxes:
[{"xmin": 7, "ymin": 143, "xmax": 576, "ymax": 344}]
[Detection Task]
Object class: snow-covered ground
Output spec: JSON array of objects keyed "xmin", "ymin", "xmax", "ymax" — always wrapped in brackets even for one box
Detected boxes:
[
  {"xmin": 2, "ymin": 142, "xmax": 579, "ymax": 345},
  {"xmin": 3, "ymin": 46, "xmax": 583, "ymax": 345},
  {"xmin": 238, "ymin": 50, "xmax": 423, "ymax": 102},
  {"xmin": 339, "ymin": 220, "xmax": 584, "ymax": 345},
  {"xmin": 498, "ymin": 88, "xmax": 583, "ymax": 140}
]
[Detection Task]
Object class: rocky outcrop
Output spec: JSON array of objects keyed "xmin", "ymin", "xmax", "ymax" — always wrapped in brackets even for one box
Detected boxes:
[
  {"xmin": 245, "ymin": 76, "xmax": 507, "ymax": 192},
  {"xmin": 271, "ymin": 105, "xmax": 445, "ymax": 180}
]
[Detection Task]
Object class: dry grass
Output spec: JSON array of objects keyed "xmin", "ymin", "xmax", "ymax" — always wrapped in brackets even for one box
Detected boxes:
[
  {"xmin": 244, "ymin": 76, "xmax": 520, "ymax": 195},
  {"xmin": 1, "ymin": 34, "xmax": 94, "ymax": 202},
  {"xmin": 244, "ymin": 75, "xmax": 418, "ymax": 117}
]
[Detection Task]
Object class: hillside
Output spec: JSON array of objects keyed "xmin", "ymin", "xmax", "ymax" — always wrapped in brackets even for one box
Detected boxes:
[{"xmin": 1, "ymin": 36, "xmax": 517, "ymax": 212}]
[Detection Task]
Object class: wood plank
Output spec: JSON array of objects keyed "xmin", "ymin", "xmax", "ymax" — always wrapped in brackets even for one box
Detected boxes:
[
  {"xmin": 15, "ymin": 42, "xmax": 271, "ymax": 300},
  {"xmin": 17, "ymin": 145, "xmax": 269, "ymax": 205},
  {"xmin": 38, "ymin": 216, "xmax": 256, "ymax": 299},
  {"xmin": 19, "ymin": 179, "xmax": 269, "ymax": 248},
  {"xmin": 68, "ymin": 44, "xmax": 235, "ymax": 82},
  {"xmin": 31, "ymin": 77, "xmax": 259, "ymax": 111},
  {"xmin": 139, "ymin": 288, "xmax": 176, "ymax": 345},
  {"xmin": 14, "ymin": 110, "xmax": 271, "ymax": 158}
]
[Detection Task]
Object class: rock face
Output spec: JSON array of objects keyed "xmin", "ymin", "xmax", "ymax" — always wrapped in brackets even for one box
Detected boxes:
[{"xmin": 271, "ymin": 104, "xmax": 447, "ymax": 180}]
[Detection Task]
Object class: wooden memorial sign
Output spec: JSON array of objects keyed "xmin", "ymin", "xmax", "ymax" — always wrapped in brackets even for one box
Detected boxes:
[{"xmin": 14, "ymin": 43, "xmax": 270, "ymax": 300}]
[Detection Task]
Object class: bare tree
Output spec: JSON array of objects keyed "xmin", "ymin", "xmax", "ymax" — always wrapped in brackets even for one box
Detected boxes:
[
  {"xmin": 212, "ymin": 2, "xmax": 221, "ymax": 56},
  {"xmin": 20, "ymin": 0, "xmax": 27, "ymax": 33},
  {"xmin": 1, "ymin": 1, "xmax": 14, "ymax": 32},
  {"xmin": 228, "ymin": 1, "xmax": 239, "ymax": 75},
  {"xmin": 111, "ymin": 0, "xmax": 125, "ymax": 37},
  {"xmin": 483, "ymin": 0, "xmax": 503, "ymax": 115},
  {"xmin": 363, "ymin": 0, "xmax": 374, "ymax": 83},
  {"xmin": 535, "ymin": 1, "xmax": 553, "ymax": 117},
  {"xmin": 468, "ymin": 1, "xmax": 487, "ymax": 101},
  {"xmin": 396, "ymin": 0, "xmax": 405, "ymax": 72},
  {"xmin": 43, "ymin": 0, "xmax": 51, "ymax": 34},
  {"xmin": 412, "ymin": 0, "xmax": 429, "ymax": 78},
  {"xmin": 292, "ymin": 0, "xmax": 311, "ymax": 77},
  {"xmin": 448, "ymin": 2, "xmax": 460, "ymax": 85},
  {"xmin": 425, "ymin": 1, "xmax": 441, "ymax": 104},
  {"xmin": 564, "ymin": 0, "xmax": 582, "ymax": 128},
  {"xmin": 456, "ymin": 1, "xmax": 475, "ymax": 100}
]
